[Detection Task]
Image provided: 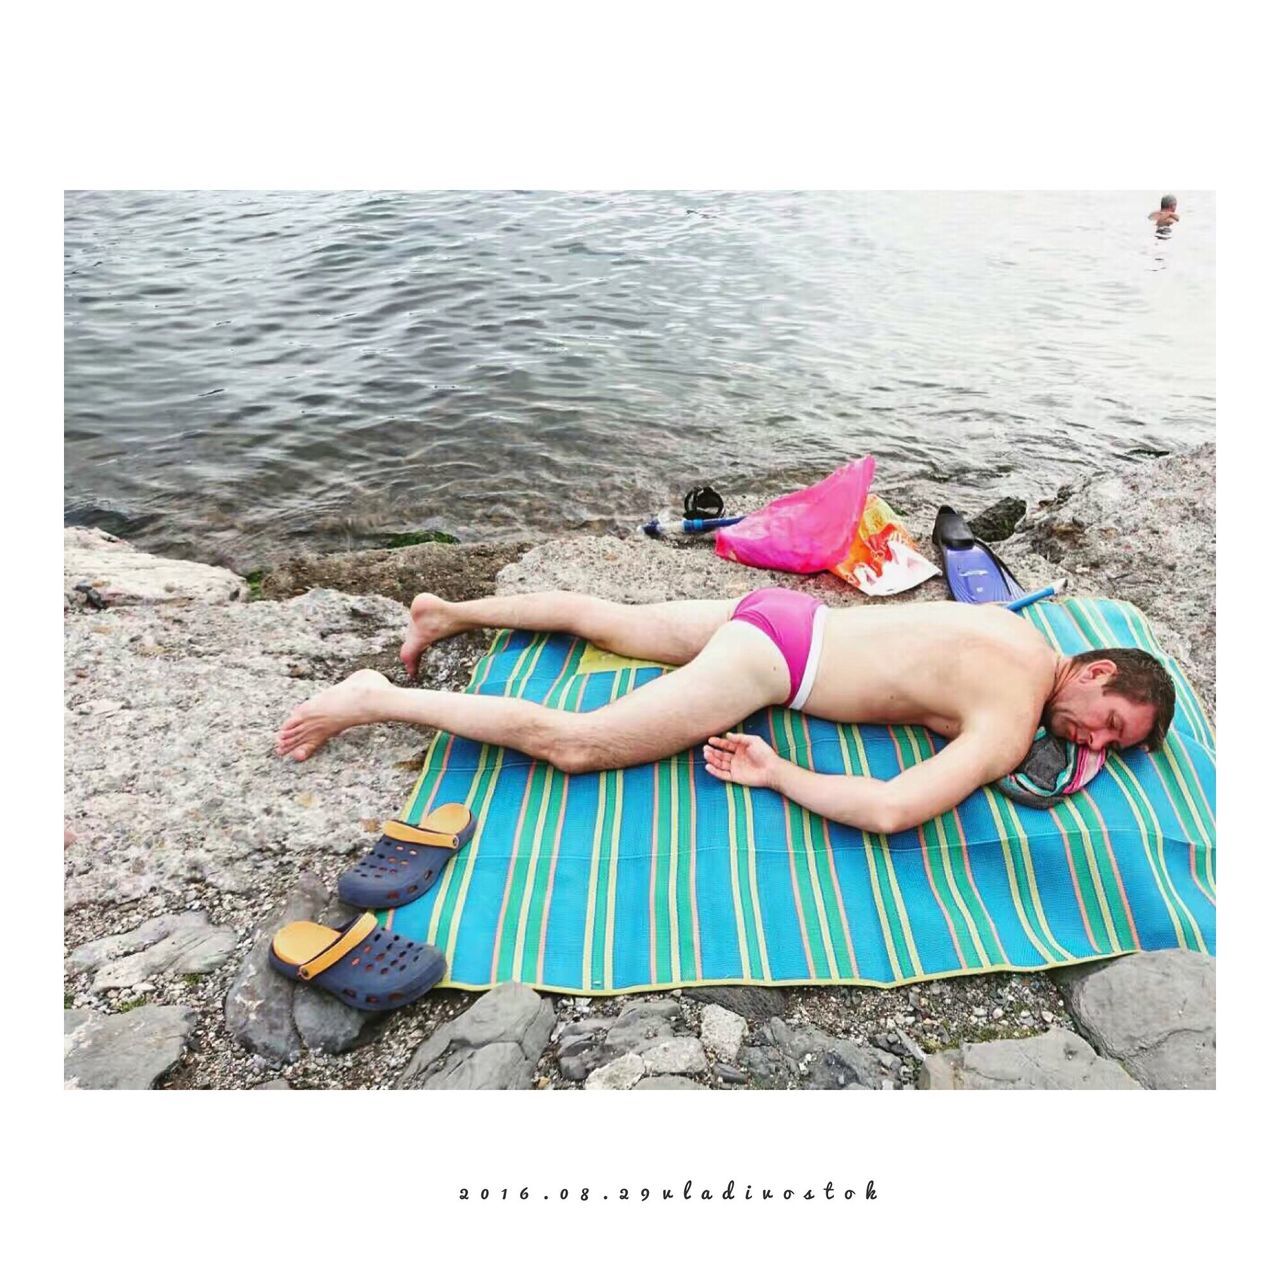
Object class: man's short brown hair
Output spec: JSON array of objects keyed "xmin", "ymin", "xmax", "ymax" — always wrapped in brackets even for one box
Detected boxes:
[{"xmin": 1070, "ymin": 647, "xmax": 1177, "ymax": 751}]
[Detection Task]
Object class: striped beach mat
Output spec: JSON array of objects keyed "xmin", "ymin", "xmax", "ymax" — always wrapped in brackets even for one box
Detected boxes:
[{"xmin": 383, "ymin": 597, "xmax": 1215, "ymax": 993}]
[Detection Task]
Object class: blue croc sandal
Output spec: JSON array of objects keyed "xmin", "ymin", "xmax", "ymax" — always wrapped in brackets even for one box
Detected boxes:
[
  {"xmin": 269, "ymin": 913, "xmax": 446, "ymax": 1011},
  {"xmin": 337, "ymin": 803, "xmax": 475, "ymax": 909}
]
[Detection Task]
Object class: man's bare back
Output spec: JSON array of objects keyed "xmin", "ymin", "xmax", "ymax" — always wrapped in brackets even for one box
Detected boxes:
[{"xmin": 803, "ymin": 600, "xmax": 1053, "ymax": 747}]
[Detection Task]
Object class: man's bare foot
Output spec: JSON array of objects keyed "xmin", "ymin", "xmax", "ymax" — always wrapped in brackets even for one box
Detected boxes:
[
  {"xmin": 399, "ymin": 592, "xmax": 464, "ymax": 679},
  {"xmin": 275, "ymin": 669, "xmax": 392, "ymax": 762}
]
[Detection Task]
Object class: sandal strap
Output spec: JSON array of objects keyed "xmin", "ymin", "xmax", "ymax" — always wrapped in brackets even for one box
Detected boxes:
[
  {"xmin": 382, "ymin": 818, "xmax": 461, "ymax": 849},
  {"xmin": 297, "ymin": 913, "xmax": 379, "ymax": 980}
]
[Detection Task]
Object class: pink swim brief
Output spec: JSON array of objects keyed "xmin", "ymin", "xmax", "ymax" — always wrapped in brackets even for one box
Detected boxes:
[{"xmin": 730, "ymin": 587, "xmax": 829, "ymax": 711}]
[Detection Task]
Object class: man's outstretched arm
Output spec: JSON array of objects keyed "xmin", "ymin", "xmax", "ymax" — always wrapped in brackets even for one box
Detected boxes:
[{"xmin": 703, "ymin": 731, "xmax": 1012, "ymax": 834}]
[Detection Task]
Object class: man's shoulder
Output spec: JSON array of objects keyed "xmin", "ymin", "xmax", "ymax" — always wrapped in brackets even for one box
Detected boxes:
[{"xmin": 956, "ymin": 715, "xmax": 1037, "ymax": 779}]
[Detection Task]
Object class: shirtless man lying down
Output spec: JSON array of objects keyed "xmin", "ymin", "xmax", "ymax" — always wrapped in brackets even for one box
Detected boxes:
[{"xmin": 275, "ymin": 586, "xmax": 1175, "ymax": 835}]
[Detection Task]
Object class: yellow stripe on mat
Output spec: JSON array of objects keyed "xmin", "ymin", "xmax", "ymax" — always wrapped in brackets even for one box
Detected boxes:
[{"xmin": 577, "ymin": 644, "xmax": 675, "ymax": 674}]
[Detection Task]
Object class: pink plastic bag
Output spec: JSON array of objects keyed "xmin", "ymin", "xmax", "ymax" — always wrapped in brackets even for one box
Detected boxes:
[{"xmin": 715, "ymin": 456, "xmax": 876, "ymax": 574}]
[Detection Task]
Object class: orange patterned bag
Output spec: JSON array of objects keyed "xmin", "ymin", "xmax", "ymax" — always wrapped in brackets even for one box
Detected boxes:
[{"xmin": 831, "ymin": 495, "xmax": 939, "ymax": 595}]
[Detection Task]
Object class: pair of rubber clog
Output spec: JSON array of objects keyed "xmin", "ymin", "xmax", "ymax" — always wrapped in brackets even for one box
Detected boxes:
[{"xmin": 269, "ymin": 803, "xmax": 474, "ymax": 1012}]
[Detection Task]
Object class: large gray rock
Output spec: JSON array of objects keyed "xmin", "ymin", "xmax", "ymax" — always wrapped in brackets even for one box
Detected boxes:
[
  {"xmin": 699, "ymin": 1004, "xmax": 748, "ymax": 1062},
  {"xmin": 763, "ymin": 1018, "xmax": 884, "ymax": 1090},
  {"xmin": 554, "ymin": 1016, "xmax": 615, "ymax": 1049},
  {"xmin": 918, "ymin": 1028, "xmax": 1141, "ymax": 1090},
  {"xmin": 554, "ymin": 1018, "xmax": 615, "ymax": 1082},
  {"xmin": 557, "ymin": 1045, "xmax": 610, "ymax": 1082},
  {"xmin": 64, "ymin": 1005, "xmax": 197, "ymax": 1089},
  {"xmin": 969, "ymin": 497, "xmax": 1026, "ymax": 543},
  {"xmin": 1054, "ymin": 952, "xmax": 1215, "ymax": 1089},
  {"xmin": 420, "ymin": 1042, "xmax": 533, "ymax": 1090},
  {"xmin": 65, "ymin": 527, "xmax": 247, "ymax": 607},
  {"xmin": 634, "ymin": 1075, "xmax": 709, "ymax": 1090},
  {"xmin": 293, "ymin": 984, "xmax": 381, "ymax": 1056},
  {"xmin": 604, "ymin": 1005, "xmax": 678, "ymax": 1054},
  {"xmin": 68, "ymin": 912, "xmax": 202, "ymax": 974},
  {"xmin": 70, "ymin": 913, "xmax": 238, "ymax": 992},
  {"xmin": 739, "ymin": 1045, "xmax": 792, "ymax": 1088},
  {"xmin": 613, "ymin": 999, "xmax": 682, "ymax": 1023},
  {"xmin": 642, "ymin": 1037, "xmax": 709, "ymax": 1075},
  {"xmin": 223, "ymin": 874, "xmax": 330, "ymax": 1064},
  {"xmin": 397, "ymin": 983, "xmax": 555, "ymax": 1089},
  {"xmin": 584, "ymin": 1053, "xmax": 646, "ymax": 1090}
]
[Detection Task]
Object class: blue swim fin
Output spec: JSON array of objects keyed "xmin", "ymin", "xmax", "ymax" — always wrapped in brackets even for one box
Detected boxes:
[{"xmin": 931, "ymin": 506, "xmax": 1023, "ymax": 605}]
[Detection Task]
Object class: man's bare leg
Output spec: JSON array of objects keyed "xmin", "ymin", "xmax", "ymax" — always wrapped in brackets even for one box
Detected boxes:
[
  {"xmin": 279, "ymin": 619, "xmax": 788, "ymax": 767},
  {"xmin": 400, "ymin": 590, "xmax": 739, "ymax": 678}
]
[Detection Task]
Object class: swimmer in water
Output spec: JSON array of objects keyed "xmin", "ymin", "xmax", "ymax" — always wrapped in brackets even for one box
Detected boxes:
[{"xmin": 1149, "ymin": 194, "xmax": 1180, "ymax": 227}]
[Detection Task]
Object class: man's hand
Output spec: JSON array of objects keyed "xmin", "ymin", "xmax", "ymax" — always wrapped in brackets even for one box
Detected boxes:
[{"xmin": 703, "ymin": 733, "xmax": 778, "ymax": 789}]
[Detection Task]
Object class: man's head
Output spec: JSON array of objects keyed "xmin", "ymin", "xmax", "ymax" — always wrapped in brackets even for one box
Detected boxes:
[
  {"xmin": 1045, "ymin": 648, "xmax": 1176, "ymax": 753},
  {"xmin": 1161, "ymin": 194, "xmax": 1178, "ymax": 211}
]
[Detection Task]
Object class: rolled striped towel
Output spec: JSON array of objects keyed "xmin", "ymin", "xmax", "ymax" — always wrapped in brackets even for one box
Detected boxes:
[{"xmin": 996, "ymin": 728, "xmax": 1107, "ymax": 809}]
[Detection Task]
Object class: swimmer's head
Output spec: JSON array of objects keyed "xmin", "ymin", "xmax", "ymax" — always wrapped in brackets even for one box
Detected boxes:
[{"xmin": 1160, "ymin": 194, "xmax": 1178, "ymax": 211}]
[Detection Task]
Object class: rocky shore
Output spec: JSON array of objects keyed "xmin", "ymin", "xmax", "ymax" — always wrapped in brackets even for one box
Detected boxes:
[{"xmin": 63, "ymin": 444, "xmax": 1216, "ymax": 1090}]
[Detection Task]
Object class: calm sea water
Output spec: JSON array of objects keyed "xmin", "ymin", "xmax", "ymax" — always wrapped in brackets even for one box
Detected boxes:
[{"xmin": 64, "ymin": 190, "xmax": 1214, "ymax": 569}]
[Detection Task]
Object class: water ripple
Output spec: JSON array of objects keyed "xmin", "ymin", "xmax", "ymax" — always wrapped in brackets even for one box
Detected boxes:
[{"xmin": 64, "ymin": 190, "xmax": 1214, "ymax": 566}]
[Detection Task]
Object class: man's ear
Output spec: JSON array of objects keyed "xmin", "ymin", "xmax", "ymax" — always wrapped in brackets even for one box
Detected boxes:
[{"xmin": 1084, "ymin": 659, "xmax": 1117, "ymax": 683}]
